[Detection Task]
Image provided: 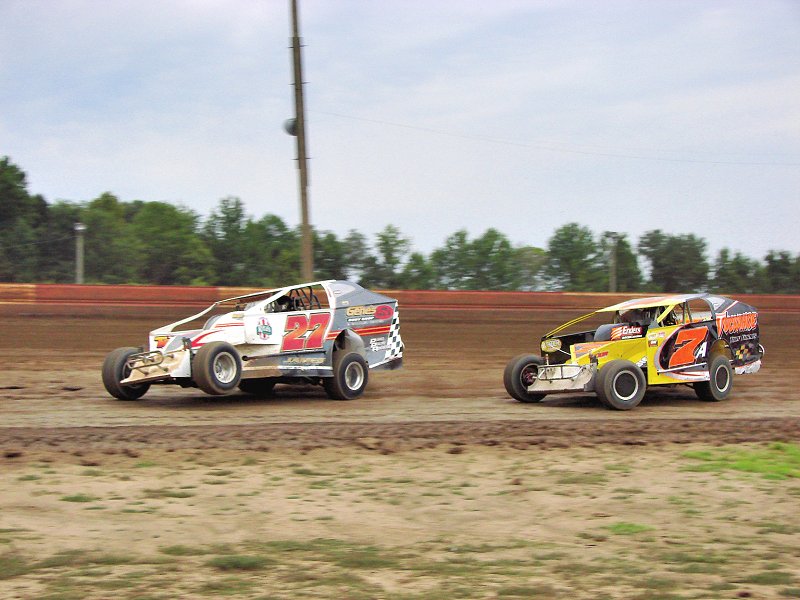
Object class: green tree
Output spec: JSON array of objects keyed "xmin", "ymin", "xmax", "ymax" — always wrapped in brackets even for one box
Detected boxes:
[
  {"xmin": 544, "ymin": 223, "xmax": 603, "ymax": 291},
  {"xmin": 0, "ymin": 157, "xmax": 48, "ymax": 281},
  {"xmin": 470, "ymin": 228, "xmax": 519, "ymax": 290},
  {"xmin": 401, "ymin": 252, "xmax": 436, "ymax": 289},
  {"xmin": 762, "ymin": 251, "xmax": 799, "ymax": 294},
  {"xmin": 430, "ymin": 229, "xmax": 473, "ymax": 289},
  {"xmin": 600, "ymin": 233, "xmax": 642, "ymax": 292},
  {"xmin": 514, "ymin": 245, "xmax": 548, "ymax": 291},
  {"xmin": 711, "ymin": 248, "xmax": 762, "ymax": 294},
  {"xmin": 202, "ymin": 196, "xmax": 249, "ymax": 285},
  {"xmin": 638, "ymin": 230, "xmax": 708, "ymax": 292},
  {"xmin": 341, "ymin": 229, "xmax": 372, "ymax": 283},
  {"xmin": 241, "ymin": 214, "xmax": 299, "ymax": 286},
  {"xmin": 82, "ymin": 193, "xmax": 139, "ymax": 283},
  {"xmin": 38, "ymin": 201, "xmax": 83, "ymax": 282},
  {"xmin": 361, "ymin": 225, "xmax": 411, "ymax": 289},
  {"xmin": 313, "ymin": 229, "xmax": 347, "ymax": 281},
  {"xmin": 129, "ymin": 202, "xmax": 213, "ymax": 285}
]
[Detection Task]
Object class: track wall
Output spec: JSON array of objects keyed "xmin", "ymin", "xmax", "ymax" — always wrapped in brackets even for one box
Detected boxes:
[{"xmin": 1, "ymin": 283, "xmax": 798, "ymax": 316}]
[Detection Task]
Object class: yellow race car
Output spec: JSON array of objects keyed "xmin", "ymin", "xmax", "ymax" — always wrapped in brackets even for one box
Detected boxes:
[{"xmin": 504, "ymin": 294, "xmax": 763, "ymax": 410}]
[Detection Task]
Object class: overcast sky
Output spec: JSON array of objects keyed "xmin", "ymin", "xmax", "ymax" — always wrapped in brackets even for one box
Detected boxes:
[{"xmin": 1, "ymin": 0, "xmax": 798, "ymax": 260}]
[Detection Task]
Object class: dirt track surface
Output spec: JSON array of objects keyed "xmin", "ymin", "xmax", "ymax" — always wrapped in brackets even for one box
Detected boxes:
[{"xmin": 1, "ymin": 308, "xmax": 798, "ymax": 453}]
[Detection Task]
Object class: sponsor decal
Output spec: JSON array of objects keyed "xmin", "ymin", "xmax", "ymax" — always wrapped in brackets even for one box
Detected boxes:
[
  {"xmin": 594, "ymin": 351, "xmax": 609, "ymax": 359},
  {"xmin": 647, "ymin": 330, "xmax": 666, "ymax": 347},
  {"xmin": 611, "ymin": 325, "xmax": 643, "ymax": 340},
  {"xmin": 716, "ymin": 311, "xmax": 757, "ymax": 336},
  {"xmin": 154, "ymin": 335, "xmax": 170, "ymax": 349},
  {"xmin": 369, "ymin": 337, "xmax": 389, "ymax": 352},
  {"xmin": 256, "ymin": 317, "xmax": 272, "ymax": 340},
  {"xmin": 541, "ymin": 338, "xmax": 562, "ymax": 353},
  {"xmin": 346, "ymin": 304, "xmax": 394, "ymax": 322},
  {"xmin": 374, "ymin": 304, "xmax": 394, "ymax": 320},
  {"xmin": 284, "ymin": 356, "xmax": 325, "ymax": 365},
  {"xmin": 729, "ymin": 333, "xmax": 758, "ymax": 344}
]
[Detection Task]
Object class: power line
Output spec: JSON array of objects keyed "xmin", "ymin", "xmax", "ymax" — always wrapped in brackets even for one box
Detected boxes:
[
  {"xmin": 0, "ymin": 235, "xmax": 74, "ymax": 252},
  {"xmin": 313, "ymin": 110, "xmax": 800, "ymax": 167}
]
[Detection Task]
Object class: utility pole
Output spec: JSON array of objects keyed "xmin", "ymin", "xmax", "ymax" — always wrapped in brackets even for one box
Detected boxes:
[
  {"xmin": 288, "ymin": 0, "xmax": 313, "ymax": 281},
  {"xmin": 607, "ymin": 232, "xmax": 619, "ymax": 293},
  {"xmin": 74, "ymin": 222, "xmax": 86, "ymax": 284}
]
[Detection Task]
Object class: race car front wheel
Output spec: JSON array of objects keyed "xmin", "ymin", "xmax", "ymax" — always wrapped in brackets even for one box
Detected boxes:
[
  {"xmin": 193, "ymin": 342, "xmax": 242, "ymax": 395},
  {"xmin": 324, "ymin": 352, "xmax": 369, "ymax": 400},
  {"xmin": 102, "ymin": 347, "xmax": 151, "ymax": 401},
  {"xmin": 503, "ymin": 354, "xmax": 547, "ymax": 403},
  {"xmin": 596, "ymin": 359, "xmax": 646, "ymax": 410},
  {"xmin": 693, "ymin": 354, "xmax": 733, "ymax": 402}
]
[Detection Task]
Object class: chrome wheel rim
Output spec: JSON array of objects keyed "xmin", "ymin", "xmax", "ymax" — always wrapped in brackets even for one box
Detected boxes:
[
  {"xmin": 213, "ymin": 352, "xmax": 238, "ymax": 384},
  {"xmin": 344, "ymin": 361, "xmax": 365, "ymax": 390},
  {"xmin": 612, "ymin": 371, "xmax": 638, "ymax": 401}
]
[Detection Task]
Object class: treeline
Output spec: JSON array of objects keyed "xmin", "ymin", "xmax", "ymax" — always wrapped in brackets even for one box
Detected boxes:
[{"xmin": 1, "ymin": 156, "xmax": 798, "ymax": 293}]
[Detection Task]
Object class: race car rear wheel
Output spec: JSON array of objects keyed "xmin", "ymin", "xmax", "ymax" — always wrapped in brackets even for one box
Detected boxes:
[
  {"xmin": 693, "ymin": 354, "xmax": 733, "ymax": 402},
  {"xmin": 102, "ymin": 347, "xmax": 151, "ymax": 401},
  {"xmin": 503, "ymin": 354, "xmax": 547, "ymax": 403},
  {"xmin": 193, "ymin": 342, "xmax": 242, "ymax": 395},
  {"xmin": 238, "ymin": 378, "xmax": 277, "ymax": 397},
  {"xmin": 324, "ymin": 352, "xmax": 369, "ymax": 400},
  {"xmin": 596, "ymin": 359, "xmax": 646, "ymax": 410}
]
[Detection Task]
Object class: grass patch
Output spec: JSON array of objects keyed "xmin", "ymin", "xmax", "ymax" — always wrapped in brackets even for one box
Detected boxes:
[
  {"xmin": 0, "ymin": 554, "xmax": 30, "ymax": 580},
  {"xmin": 160, "ymin": 545, "xmax": 210, "ymax": 556},
  {"xmin": 756, "ymin": 521, "xmax": 799, "ymax": 535},
  {"xmin": 742, "ymin": 571, "xmax": 795, "ymax": 585},
  {"xmin": 682, "ymin": 442, "xmax": 800, "ymax": 480},
  {"xmin": 555, "ymin": 472, "xmax": 607, "ymax": 485},
  {"xmin": 206, "ymin": 555, "xmax": 272, "ymax": 571},
  {"xmin": 497, "ymin": 584, "xmax": 560, "ymax": 597},
  {"xmin": 143, "ymin": 488, "xmax": 195, "ymax": 499},
  {"xmin": 60, "ymin": 494, "xmax": 97, "ymax": 503},
  {"xmin": 606, "ymin": 522, "xmax": 654, "ymax": 535}
]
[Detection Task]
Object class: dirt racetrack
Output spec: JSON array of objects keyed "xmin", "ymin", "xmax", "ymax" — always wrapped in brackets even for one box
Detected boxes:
[{"xmin": 1, "ymin": 307, "xmax": 798, "ymax": 454}]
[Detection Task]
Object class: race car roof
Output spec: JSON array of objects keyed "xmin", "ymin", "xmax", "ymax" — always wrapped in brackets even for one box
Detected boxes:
[{"xmin": 597, "ymin": 293, "xmax": 707, "ymax": 313}]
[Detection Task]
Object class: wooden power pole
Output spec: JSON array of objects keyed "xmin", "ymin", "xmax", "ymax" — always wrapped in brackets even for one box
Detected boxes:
[{"xmin": 289, "ymin": 0, "xmax": 313, "ymax": 280}]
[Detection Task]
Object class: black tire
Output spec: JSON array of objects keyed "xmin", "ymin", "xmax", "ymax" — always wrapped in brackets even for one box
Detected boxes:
[
  {"xmin": 324, "ymin": 352, "xmax": 369, "ymax": 400},
  {"xmin": 595, "ymin": 359, "xmax": 646, "ymax": 410},
  {"xmin": 101, "ymin": 347, "xmax": 151, "ymax": 401},
  {"xmin": 694, "ymin": 354, "xmax": 733, "ymax": 402},
  {"xmin": 238, "ymin": 378, "xmax": 277, "ymax": 396},
  {"xmin": 193, "ymin": 342, "xmax": 242, "ymax": 395},
  {"xmin": 503, "ymin": 354, "xmax": 547, "ymax": 403}
]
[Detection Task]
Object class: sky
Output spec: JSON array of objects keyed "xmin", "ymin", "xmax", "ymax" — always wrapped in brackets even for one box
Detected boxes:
[{"xmin": 1, "ymin": 0, "xmax": 799, "ymax": 261}]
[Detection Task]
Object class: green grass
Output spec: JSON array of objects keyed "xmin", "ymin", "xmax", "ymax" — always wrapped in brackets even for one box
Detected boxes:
[
  {"xmin": 60, "ymin": 494, "xmax": 97, "ymax": 503},
  {"xmin": 160, "ymin": 545, "xmax": 210, "ymax": 556},
  {"xmin": 0, "ymin": 554, "xmax": 30, "ymax": 580},
  {"xmin": 205, "ymin": 555, "xmax": 273, "ymax": 571},
  {"xmin": 606, "ymin": 522, "xmax": 654, "ymax": 535},
  {"xmin": 682, "ymin": 442, "xmax": 800, "ymax": 480},
  {"xmin": 742, "ymin": 571, "xmax": 795, "ymax": 585},
  {"xmin": 142, "ymin": 488, "xmax": 195, "ymax": 499}
]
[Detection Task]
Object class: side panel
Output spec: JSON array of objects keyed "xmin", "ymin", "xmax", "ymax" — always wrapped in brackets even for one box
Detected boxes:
[
  {"xmin": 648, "ymin": 322, "xmax": 711, "ymax": 384},
  {"xmin": 327, "ymin": 301, "xmax": 403, "ymax": 368}
]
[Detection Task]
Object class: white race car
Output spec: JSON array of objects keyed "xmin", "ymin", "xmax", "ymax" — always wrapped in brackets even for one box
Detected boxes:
[{"xmin": 102, "ymin": 280, "xmax": 403, "ymax": 401}]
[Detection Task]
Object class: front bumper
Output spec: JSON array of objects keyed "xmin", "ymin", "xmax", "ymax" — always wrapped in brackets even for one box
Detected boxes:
[
  {"xmin": 120, "ymin": 349, "xmax": 192, "ymax": 385},
  {"xmin": 527, "ymin": 363, "xmax": 597, "ymax": 394}
]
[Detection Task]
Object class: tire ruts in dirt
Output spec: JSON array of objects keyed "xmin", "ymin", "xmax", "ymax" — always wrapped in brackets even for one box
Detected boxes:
[{"xmin": 1, "ymin": 418, "xmax": 797, "ymax": 454}]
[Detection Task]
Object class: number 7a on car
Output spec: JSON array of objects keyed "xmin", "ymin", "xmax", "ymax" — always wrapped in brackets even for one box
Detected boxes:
[
  {"xmin": 504, "ymin": 293, "xmax": 764, "ymax": 410},
  {"xmin": 102, "ymin": 280, "xmax": 403, "ymax": 402}
]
